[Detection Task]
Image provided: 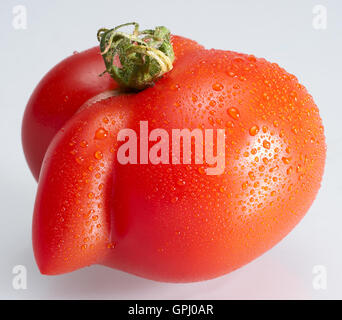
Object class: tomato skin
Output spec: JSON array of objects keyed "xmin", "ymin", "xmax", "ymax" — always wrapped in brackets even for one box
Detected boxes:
[
  {"xmin": 32, "ymin": 45, "xmax": 326, "ymax": 282},
  {"xmin": 22, "ymin": 35, "xmax": 203, "ymax": 181}
]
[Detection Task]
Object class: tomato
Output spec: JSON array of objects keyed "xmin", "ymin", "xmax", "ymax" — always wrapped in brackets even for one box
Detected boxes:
[{"xmin": 26, "ymin": 24, "xmax": 326, "ymax": 282}]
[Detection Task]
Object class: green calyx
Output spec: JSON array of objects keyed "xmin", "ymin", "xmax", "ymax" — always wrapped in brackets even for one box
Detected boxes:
[{"xmin": 97, "ymin": 22, "xmax": 175, "ymax": 91}]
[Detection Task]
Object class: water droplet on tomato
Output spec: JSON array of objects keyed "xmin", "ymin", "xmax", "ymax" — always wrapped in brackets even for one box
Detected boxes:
[
  {"xmin": 198, "ymin": 167, "xmax": 205, "ymax": 175},
  {"xmin": 107, "ymin": 242, "xmax": 116, "ymax": 249},
  {"xmin": 171, "ymin": 196, "xmax": 178, "ymax": 203},
  {"xmin": 176, "ymin": 179, "xmax": 185, "ymax": 186},
  {"xmin": 263, "ymin": 140, "xmax": 271, "ymax": 149},
  {"xmin": 212, "ymin": 83, "xmax": 223, "ymax": 91},
  {"xmin": 282, "ymin": 157, "xmax": 291, "ymax": 164},
  {"xmin": 248, "ymin": 171, "xmax": 255, "ymax": 181},
  {"xmin": 80, "ymin": 140, "xmax": 88, "ymax": 148},
  {"xmin": 95, "ymin": 128, "xmax": 108, "ymax": 140},
  {"xmin": 75, "ymin": 156, "xmax": 84, "ymax": 164},
  {"xmin": 249, "ymin": 126, "xmax": 259, "ymax": 136},
  {"xmin": 227, "ymin": 107, "xmax": 240, "ymax": 120},
  {"xmin": 94, "ymin": 151, "xmax": 103, "ymax": 160}
]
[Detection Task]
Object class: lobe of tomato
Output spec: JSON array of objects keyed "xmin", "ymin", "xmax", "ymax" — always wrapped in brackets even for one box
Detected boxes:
[
  {"xmin": 33, "ymin": 98, "xmax": 132, "ymax": 274},
  {"xmin": 22, "ymin": 35, "xmax": 204, "ymax": 181}
]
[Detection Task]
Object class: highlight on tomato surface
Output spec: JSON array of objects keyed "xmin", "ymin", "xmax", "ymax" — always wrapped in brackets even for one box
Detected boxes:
[{"xmin": 22, "ymin": 22, "xmax": 326, "ymax": 282}]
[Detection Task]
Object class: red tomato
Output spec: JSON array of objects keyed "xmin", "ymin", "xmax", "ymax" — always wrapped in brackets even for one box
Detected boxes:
[{"xmin": 30, "ymin": 34, "xmax": 326, "ymax": 282}]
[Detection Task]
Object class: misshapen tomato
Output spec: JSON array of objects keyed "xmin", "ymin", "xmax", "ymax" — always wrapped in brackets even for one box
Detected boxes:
[{"xmin": 27, "ymin": 25, "xmax": 326, "ymax": 282}]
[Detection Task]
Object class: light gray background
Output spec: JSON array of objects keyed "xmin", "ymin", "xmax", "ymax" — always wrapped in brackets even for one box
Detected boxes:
[{"xmin": 0, "ymin": 0, "xmax": 341, "ymax": 299}]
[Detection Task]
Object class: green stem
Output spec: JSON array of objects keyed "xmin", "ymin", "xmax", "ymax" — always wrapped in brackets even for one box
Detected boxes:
[{"xmin": 97, "ymin": 22, "xmax": 175, "ymax": 90}]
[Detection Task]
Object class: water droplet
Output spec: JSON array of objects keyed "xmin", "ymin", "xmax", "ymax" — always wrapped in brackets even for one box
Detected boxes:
[
  {"xmin": 282, "ymin": 157, "xmax": 291, "ymax": 164},
  {"xmin": 263, "ymin": 140, "xmax": 271, "ymax": 149},
  {"xmin": 95, "ymin": 128, "xmax": 108, "ymax": 140},
  {"xmin": 212, "ymin": 83, "xmax": 223, "ymax": 91},
  {"xmin": 249, "ymin": 126, "xmax": 259, "ymax": 136},
  {"xmin": 247, "ymin": 55, "xmax": 257, "ymax": 62},
  {"xmin": 177, "ymin": 179, "xmax": 185, "ymax": 186},
  {"xmin": 80, "ymin": 140, "xmax": 88, "ymax": 148},
  {"xmin": 94, "ymin": 151, "xmax": 103, "ymax": 160},
  {"xmin": 171, "ymin": 196, "xmax": 178, "ymax": 203},
  {"xmin": 209, "ymin": 100, "xmax": 216, "ymax": 107},
  {"xmin": 227, "ymin": 107, "xmax": 240, "ymax": 120},
  {"xmin": 248, "ymin": 171, "xmax": 255, "ymax": 181},
  {"xmin": 233, "ymin": 57, "xmax": 244, "ymax": 64},
  {"xmin": 198, "ymin": 167, "xmax": 205, "ymax": 175},
  {"xmin": 107, "ymin": 242, "xmax": 116, "ymax": 249},
  {"xmin": 75, "ymin": 156, "xmax": 84, "ymax": 164}
]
